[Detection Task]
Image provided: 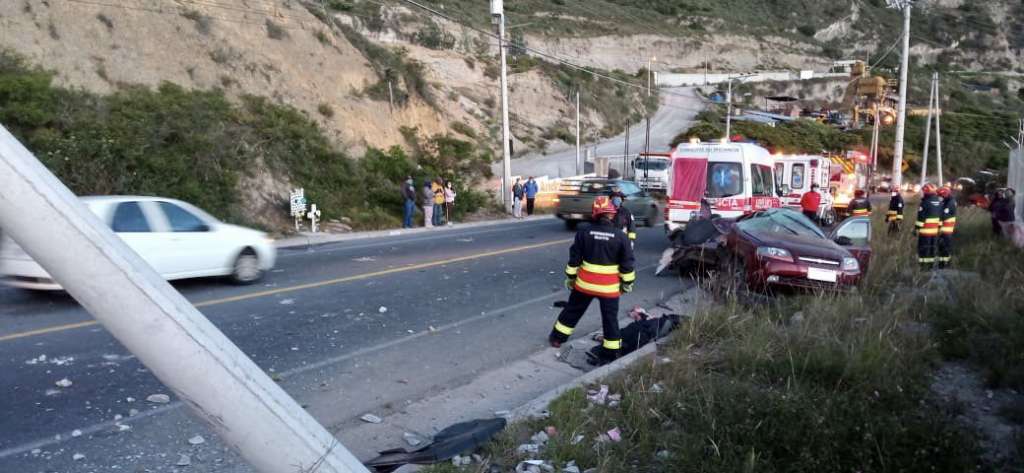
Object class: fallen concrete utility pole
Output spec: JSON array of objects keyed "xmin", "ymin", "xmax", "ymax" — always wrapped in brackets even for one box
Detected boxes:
[{"xmin": 0, "ymin": 125, "xmax": 369, "ymax": 473}]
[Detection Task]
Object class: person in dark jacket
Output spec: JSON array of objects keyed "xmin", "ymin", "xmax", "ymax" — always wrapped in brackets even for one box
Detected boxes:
[
  {"xmin": 549, "ymin": 196, "xmax": 636, "ymax": 365},
  {"xmin": 916, "ymin": 184, "xmax": 943, "ymax": 270},
  {"xmin": 937, "ymin": 186, "xmax": 957, "ymax": 268},
  {"xmin": 512, "ymin": 178, "xmax": 525, "ymax": 219},
  {"xmin": 610, "ymin": 187, "xmax": 637, "ymax": 246},
  {"xmin": 850, "ymin": 189, "xmax": 871, "ymax": 217},
  {"xmin": 991, "ymin": 188, "xmax": 1017, "ymax": 237},
  {"xmin": 401, "ymin": 176, "xmax": 417, "ymax": 229},
  {"xmin": 886, "ymin": 190, "xmax": 905, "ymax": 235},
  {"xmin": 525, "ymin": 177, "xmax": 539, "ymax": 216}
]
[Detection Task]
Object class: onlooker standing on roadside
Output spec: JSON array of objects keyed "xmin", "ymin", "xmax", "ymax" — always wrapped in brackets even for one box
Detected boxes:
[
  {"xmin": 512, "ymin": 178, "xmax": 525, "ymax": 219},
  {"xmin": 422, "ymin": 180, "xmax": 435, "ymax": 228},
  {"xmin": 799, "ymin": 183, "xmax": 822, "ymax": 224},
  {"xmin": 444, "ymin": 181, "xmax": 457, "ymax": 226},
  {"xmin": 432, "ymin": 178, "xmax": 445, "ymax": 226},
  {"xmin": 525, "ymin": 176, "xmax": 539, "ymax": 216},
  {"xmin": 401, "ymin": 176, "xmax": 417, "ymax": 229}
]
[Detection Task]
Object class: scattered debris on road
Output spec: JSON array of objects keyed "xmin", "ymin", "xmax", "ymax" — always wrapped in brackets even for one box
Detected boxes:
[
  {"xmin": 146, "ymin": 393, "xmax": 171, "ymax": 404},
  {"xmin": 72, "ymin": 453, "xmax": 85, "ymax": 461},
  {"xmin": 360, "ymin": 413, "xmax": 383, "ymax": 424},
  {"xmin": 54, "ymin": 378, "xmax": 72, "ymax": 388},
  {"xmin": 188, "ymin": 435, "xmax": 205, "ymax": 446},
  {"xmin": 176, "ymin": 454, "xmax": 191, "ymax": 466}
]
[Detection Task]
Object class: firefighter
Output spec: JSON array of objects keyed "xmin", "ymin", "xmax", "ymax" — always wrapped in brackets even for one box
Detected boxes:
[
  {"xmin": 916, "ymin": 183, "xmax": 944, "ymax": 270},
  {"xmin": 850, "ymin": 189, "xmax": 872, "ymax": 217},
  {"xmin": 609, "ymin": 187, "xmax": 637, "ymax": 246},
  {"xmin": 886, "ymin": 190, "xmax": 905, "ymax": 235},
  {"xmin": 937, "ymin": 185, "xmax": 957, "ymax": 268},
  {"xmin": 549, "ymin": 196, "xmax": 636, "ymax": 365}
]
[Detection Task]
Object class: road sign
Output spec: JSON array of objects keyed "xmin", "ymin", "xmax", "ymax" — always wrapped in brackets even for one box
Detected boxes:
[{"xmin": 290, "ymin": 188, "xmax": 307, "ymax": 217}]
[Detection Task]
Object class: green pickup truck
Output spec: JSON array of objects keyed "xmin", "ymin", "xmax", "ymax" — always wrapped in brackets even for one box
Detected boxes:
[{"xmin": 555, "ymin": 179, "xmax": 661, "ymax": 230}]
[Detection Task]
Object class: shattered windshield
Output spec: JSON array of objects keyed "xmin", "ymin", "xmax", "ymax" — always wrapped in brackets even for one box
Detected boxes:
[{"xmin": 736, "ymin": 209, "xmax": 826, "ymax": 239}]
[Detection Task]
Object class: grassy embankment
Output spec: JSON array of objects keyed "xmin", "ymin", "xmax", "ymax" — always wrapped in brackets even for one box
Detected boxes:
[
  {"xmin": 0, "ymin": 50, "xmax": 495, "ymax": 232},
  {"xmin": 425, "ymin": 206, "xmax": 1024, "ymax": 472}
]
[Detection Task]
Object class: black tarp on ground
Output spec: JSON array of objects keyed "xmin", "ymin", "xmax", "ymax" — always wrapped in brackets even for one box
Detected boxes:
[{"xmin": 364, "ymin": 418, "xmax": 507, "ymax": 472}]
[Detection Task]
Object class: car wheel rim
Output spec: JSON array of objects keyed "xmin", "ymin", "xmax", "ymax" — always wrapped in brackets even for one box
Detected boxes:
[{"xmin": 235, "ymin": 255, "xmax": 260, "ymax": 282}]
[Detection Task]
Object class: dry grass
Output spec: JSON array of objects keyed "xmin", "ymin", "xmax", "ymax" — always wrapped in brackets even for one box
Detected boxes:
[{"xmin": 425, "ymin": 205, "xmax": 1024, "ymax": 472}]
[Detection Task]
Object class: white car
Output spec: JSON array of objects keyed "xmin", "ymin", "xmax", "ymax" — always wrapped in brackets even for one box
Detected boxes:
[{"xmin": 0, "ymin": 196, "xmax": 276, "ymax": 290}]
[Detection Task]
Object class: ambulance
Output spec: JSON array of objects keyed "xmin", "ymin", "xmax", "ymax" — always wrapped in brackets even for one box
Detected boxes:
[
  {"xmin": 773, "ymin": 155, "xmax": 832, "ymax": 210},
  {"xmin": 664, "ymin": 140, "xmax": 781, "ymax": 235}
]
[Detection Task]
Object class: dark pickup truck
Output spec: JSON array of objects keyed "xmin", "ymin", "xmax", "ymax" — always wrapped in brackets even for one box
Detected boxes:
[{"xmin": 555, "ymin": 178, "xmax": 660, "ymax": 230}]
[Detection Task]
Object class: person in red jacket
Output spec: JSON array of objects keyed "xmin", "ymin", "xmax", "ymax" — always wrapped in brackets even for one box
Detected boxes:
[{"xmin": 799, "ymin": 184, "xmax": 822, "ymax": 223}]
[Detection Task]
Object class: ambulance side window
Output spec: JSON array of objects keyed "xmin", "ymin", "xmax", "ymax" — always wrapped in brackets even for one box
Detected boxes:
[
  {"xmin": 791, "ymin": 164, "xmax": 806, "ymax": 190},
  {"xmin": 750, "ymin": 164, "xmax": 774, "ymax": 197},
  {"xmin": 774, "ymin": 163, "xmax": 785, "ymax": 190}
]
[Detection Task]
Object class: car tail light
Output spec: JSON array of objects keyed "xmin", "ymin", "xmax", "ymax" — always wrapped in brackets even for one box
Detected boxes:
[{"xmin": 756, "ymin": 247, "xmax": 793, "ymax": 262}]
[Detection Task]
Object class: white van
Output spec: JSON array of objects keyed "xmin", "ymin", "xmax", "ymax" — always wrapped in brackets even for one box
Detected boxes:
[
  {"xmin": 664, "ymin": 141, "xmax": 781, "ymax": 234},
  {"xmin": 632, "ymin": 155, "xmax": 671, "ymax": 191},
  {"xmin": 773, "ymin": 155, "xmax": 832, "ymax": 209}
]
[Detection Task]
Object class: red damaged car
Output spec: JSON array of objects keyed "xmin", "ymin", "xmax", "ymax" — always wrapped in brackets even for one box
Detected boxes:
[{"xmin": 662, "ymin": 208, "xmax": 872, "ymax": 290}]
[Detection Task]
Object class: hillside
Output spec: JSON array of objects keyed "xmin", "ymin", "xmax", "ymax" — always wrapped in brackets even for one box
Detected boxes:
[{"xmin": 0, "ymin": 0, "xmax": 1021, "ymax": 230}]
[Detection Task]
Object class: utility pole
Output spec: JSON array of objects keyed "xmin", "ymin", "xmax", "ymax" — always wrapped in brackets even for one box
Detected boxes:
[
  {"xmin": 492, "ymin": 0, "xmax": 512, "ymax": 214},
  {"xmin": 644, "ymin": 117, "xmax": 651, "ymax": 180},
  {"xmin": 726, "ymin": 78, "xmax": 733, "ymax": 141},
  {"xmin": 889, "ymin": 0, "xmax": 913, "ymax": 190},
  {"xmin": 575, "ymin": 90, "xmax": 582, "ymax": 176},
  {"xmin": 0, "ymin": 125, "xmax": 370, "ymax": 473},
  {"xmin": 921, "ymin": 73, "xmax": 935, "ymax": 187},
  {"xmin": 647, "ymin": 56, "xmax": 656, "ymax": 97},
  {"xmin": 935, "ymin": 73, "xmax": 943, "ymax": 185}
]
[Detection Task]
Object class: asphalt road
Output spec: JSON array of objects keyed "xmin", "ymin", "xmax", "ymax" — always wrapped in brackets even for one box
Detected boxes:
[
  {"xmin": 509, "ymin": 87, "xmax": 704, "ymax": 179},
  {"xmin": 0, "ymin": 217, "xmax": 684, "ymax": 472}
]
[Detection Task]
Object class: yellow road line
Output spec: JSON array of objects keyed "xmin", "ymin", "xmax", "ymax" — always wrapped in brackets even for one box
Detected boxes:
[{"xmin": 0, "ymin": 238, "xmax": 570, "ymax": 343}]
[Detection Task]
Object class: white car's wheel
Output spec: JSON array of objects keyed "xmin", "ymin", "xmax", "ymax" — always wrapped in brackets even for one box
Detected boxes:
[{"xmin": 230, "ymin": 249, "xmax": 263, "ymax": 285}]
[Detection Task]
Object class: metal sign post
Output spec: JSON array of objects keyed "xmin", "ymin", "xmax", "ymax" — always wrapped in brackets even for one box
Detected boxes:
[{"xmin": 290, "ymin": 188, "xmax": 307, "ymax": 232}]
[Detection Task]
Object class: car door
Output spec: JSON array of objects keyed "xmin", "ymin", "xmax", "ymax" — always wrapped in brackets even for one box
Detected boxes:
[
  {"xmin": 109, "ymin": 201, "xmax": 169, "ymax": 276},
  {"xmin": 831, "ymin": 217, "xmax": 872, "ymax": 272},
  {"xmin": 152, "ymin": 201, "xmax": 222, "ymax": 278}
]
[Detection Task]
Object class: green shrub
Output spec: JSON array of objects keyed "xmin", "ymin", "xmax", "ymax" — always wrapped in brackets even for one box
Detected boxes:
[
  {"xmin": 412, "ymin": 21, "xmax": 456, "ymax": 50},
  {"xmin": 0, "ymin": 49, "xmax": 494, "ymax": 231}
]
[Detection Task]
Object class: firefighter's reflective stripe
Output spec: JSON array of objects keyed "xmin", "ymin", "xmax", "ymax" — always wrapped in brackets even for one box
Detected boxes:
[
  {"xmin": 582, "ymin": 262, "xmax": 619, "ymax": 274},
  {"xmin": 941, "ymin": 217, "xmax": 957, "ymax": 234},
  {"xmin": 919, "ymin": 257, "xmax": 936, "ymax": 263},
  {"xmin": 603, "ymin": 339, "xmax": 622, "ymax": 350},
  {"xmin": 574, "ymin": 278, "xmax": 620, "ymax": 297},
  {"xmin": 620, "ymin": 270, "xmax": 636, "ymax": 283},
  {"xmin": 565, "ymin": 265, "xmax": 579, "ymax": 276},
  {"xmin": 886, "ymin": 211, "xmax": 904, "ymax": 222},
  {"xmin": 937, "ymin": 256, "xmax": 952, "ymax": 263},
  {"xmin": 852, "ymin": 209, "xmax": 869, "ymax": 216},
  {"xmin": 554, "ymin": 321, "xmax": 574, "ymax": 336},
  {"xmin": 919, "ymin": 218, "xmax": 941, "ymax": 236},
  {"xmin": 627, "ymin": 232, "xmax": 637, "ymax": 240}
]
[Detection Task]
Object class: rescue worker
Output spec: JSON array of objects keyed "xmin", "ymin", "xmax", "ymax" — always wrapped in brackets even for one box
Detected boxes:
[
  {"xmin": 886, "ymin": 190, "xmax": 905, "ymax": 235},
  {"xmin": 850, "ymin": 189, "xmax": 871, "ymax": 217},
  {"xmin": 937, "ymin": 185, "xmax": 957, "ymax": 268},
  {"xmin": 609, "ymin": 187, "xmax": 637, "ymax": 246},
  {"xmin": 549, "ymin": 196, "xmax": 636, "ymax": 365},
  {"xmin": 915, "ymin": 183, "xmax": 944, "ymax": 270}
]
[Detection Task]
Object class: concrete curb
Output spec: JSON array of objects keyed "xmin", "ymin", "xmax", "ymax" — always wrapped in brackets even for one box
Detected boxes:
[
  {"xmin": 510, "ymin": 342, "xmax": 659, "ymax": 421},
  {"xmin": 274, "ymin": 215, "xmax": 555, "ymax": 249}
]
